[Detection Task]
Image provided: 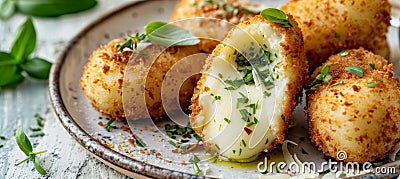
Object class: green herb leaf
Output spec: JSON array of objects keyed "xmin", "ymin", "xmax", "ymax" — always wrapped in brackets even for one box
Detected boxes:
[
  {"xmin": 367, "ymin": 82, "xmax": 375, "ymax": 88},
  {"xmin": 0, "ymin": 52, "xmax": 23, "ymax": 88},
  {"xmin": 33, "ymin": 155, "xmax": 47, "ymax": 175},
  {"xmin": 145, "ymin": 21, "xmax": 200, "ymax": 47},
  {"xmin": 338, "ymin": 50, "xmax": 348, "ymax": 57},
  {"xmin": 0, "ymin": 0, "xmax": 16, "ymax": 20},
  {"xmin": 321, "ymin": 65, "xmax": 330, "ymax": 75},
  {"xmin": 16, "ymin": 0, "xmax": 97, "ymax": 17},
  {"xmin": 224, "ymin": 78, "xmax": 245, "ymax": 90},
  {"xmin": 189, "ymin": 154, "xmax": 202, "ymax": 175},
  {"xmin": 20, "ymin": 57, "xmax": 52, "ymax": 79},
  {"xmin": 239, "ymin": 109, "xmax": 250, "ymax": 122},
  {"xmin": 369, "ymin": 63, "xmax": 376, "ymax": 70},
  {"xmin": 260, "ymin": 8, "xmax": 292, "ymax": 27},
  {"xmin": 223, "ymin": 117, "xmax": 231, "ymax": 124},
  {"xmin": 373, "ymin": 78, "xmax": 382, "ymax": 82},
  {"xmin": 15, "ymin": 127, "xmax": 32, "ymax": 156},
  {"xmin": 11, "ymin": 17, "xmax": 36, "ymax": 63},
  {"xmin": 189, "ymin": 154, "xmax": 200, "ymax": 163},
  {"xmin": 103, "ymin": 118, "xmax": 117, "ymax": 132},
  {"xmin": 328, "ymin": 80, "xmax": 344, "ymax": 88},
  {"xmin": 345, "ymin": 66, "xmax": 365, "ymax": 78}
]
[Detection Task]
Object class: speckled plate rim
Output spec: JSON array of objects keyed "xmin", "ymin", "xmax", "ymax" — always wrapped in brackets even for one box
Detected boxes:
[{"xmin": 48, "ymin": 1, "xmax": 208, "ymax": 178}]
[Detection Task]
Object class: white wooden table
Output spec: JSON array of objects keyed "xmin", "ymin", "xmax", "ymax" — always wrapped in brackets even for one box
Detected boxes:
[
  {"xmin": 1, "ymin": 1, "xmax": 399, "ymax": 179},
  {"xmin": 0, "ymin": 1, "xmax": 138, "ymax": 178}
]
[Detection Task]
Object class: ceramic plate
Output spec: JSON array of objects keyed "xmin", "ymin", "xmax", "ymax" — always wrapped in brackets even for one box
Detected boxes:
[{"xmin": 49, "ymin": 0, "xmax": 400, "ymax": 178}]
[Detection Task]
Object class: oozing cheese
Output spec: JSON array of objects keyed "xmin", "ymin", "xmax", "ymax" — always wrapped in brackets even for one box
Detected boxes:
[{"xmin": 195, "ymin": 22, "xmax": 290, "ymax": 161}]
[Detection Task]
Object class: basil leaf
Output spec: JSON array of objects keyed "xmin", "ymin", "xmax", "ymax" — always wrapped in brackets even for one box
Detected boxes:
[
  {"xmin": 33, "ymin": 156, "xmax": 47, "ymax": 175},
  {"xmin": 15, "ymin": 0, "xmax": 97, "ymax": 17},
  {"xmin": 11, "ymin": 17, "xmax": 36, "ymax": 63},
  {"xmin": 144, "ymin": 21, "xmax": 200, "ymax": 47},
  {"xmin": 0, "ymin": 0, "xmax": 16, "ymax": 20},
  {"xmin": 260, "ymin": 8, "xmax": 292, "ymax": 27},
  {"xmin": 15, "ymin": 127, "xmax": 33, "ymax": 156},
  {"xmin": 345, "ymin": 66, "xmax": 365, "ymax": 78},
  {"xmin": 0, "ymin": 52, "xmax": 23, "ymax": 87},
  {"xmin": 20, "ymin": 57, "xmax": 52, "ymax": 79}
]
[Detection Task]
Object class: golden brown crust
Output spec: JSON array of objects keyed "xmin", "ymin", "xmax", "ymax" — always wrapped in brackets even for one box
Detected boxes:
[
  {"xmin": 281, "ymin": 0, "xmax": 391, "ymax": 70},
  {"xmin": 170, "ymin": 0, "xmax": 261, "ymax": 53},
  {"xmin": 80, "ymin": 39, "xmax": 132, "ymax": 120},
  {"xmin": 81, "ymin": 39, "xmax": 204, "ymax": 121},
  {"xmin": 307, "ymin": 48, "xmax": 400, "ymax": 162},
  {"xmin": 190, "ymin": 14, "xmax": 308, "ymax": 154}
]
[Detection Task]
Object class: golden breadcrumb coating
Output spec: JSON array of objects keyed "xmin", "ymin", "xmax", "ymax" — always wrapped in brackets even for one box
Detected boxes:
[
  {"xmin": 307, "ymin": 48, "xmax": 400, "ymax": 162},
  {"xmin": 281, "ymin": 0, "xmax": 391, "ymax": 70},
  {"xmin": 170, "ymin": 0, "xmax": 261, "ymax": 53},
  {"xmin": 80, "ymin": 39, "xmax": 132, "ymax": 120},
  {"xmin": 81, "ymin": 39, "xmax": 203, "ymax": 120}
]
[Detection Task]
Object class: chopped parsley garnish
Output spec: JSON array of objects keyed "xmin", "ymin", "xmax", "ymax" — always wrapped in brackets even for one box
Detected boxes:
[
  {"xmin": 169, "ymin": 140, "xmax": 190, "ymax": 150},
  {"xmin": 263, "ymin": 91, "xmax": 271, "ymax": 97},
  {"xmin": 369, "ymin": 63, "xmax": 376, "ymax": 70},
  {"xmin": 29, "ymin": 132, "xmax": 45, "ymax": 138},
  {"xmin": 246, "ymin": 122, "xmax": 255, "ymax": 127},
  {"xmin": 34, "ymin": 114, "xmax": 44, "ymax": 127},
  {"xmin": 345, "ymin": 66, "xmax": 365, "ymax": 78},
  {"xmin": 334, "ymin": 33, "xmax": 340, "ymax": 38},
  {"xmin": 281, "ymin": 114, "xmax": 285, "ymax": 121},
  {"xmin": 232, "ymin": 149, "xmax": 236, "ymax": 154},
  {"xmin": 135, "ymin": 139, "xmax": 147, "ymax": 147},
  {"xmin": 239, "ymin": 148, "xmax": 242, "ymax": 156},
  {"xmin": 339, "ymin": 50, "xmax": 349, "ymax": 56},
  {"xmin": 237, "ymin": 92, "xmax": 249, "ymax": 107},
  {"xmin": 224, "ymin": 78, "xmax": 245, "ymax": 90},
  {"xmin": 215, "ymin": 144, "xmax": 220, "ymax": 150},
  {"xmin": 254, "ymin": 117, "xmax": 259, "ymax": 124},
  {"xmin": 246, "ymin": 101, "xmax": 258, "ymax": 114},
  {"xmin": 328, "ymin": 80, "xmax": 344, "ymax": 88},
  {"xmin": 165, "ymin": 124, "xmax": 200, "ymax": 140},
  {"xmin": 265, "ymin": 138, "xmax": 269, "ymax": 144},
  {"xmin": 309, "ymin": 65, "xmax": 332, "ymax": 90},
  {"xmin": 239, "ymin": 109, "xmax": 250, "ymax": 122},
  {"xmin": 103, "ymin": 118, "xmax": 117, "ymax": 132},
  {"xmin": 373, "ymin": 78, "xmax": 382, "ymax": 82},
  {"xmin": 211, "ymin": 93, "xmax": 221, "ymax": 102},
  {"xmin": 218, "ymin": 73, "xmax": 223, "ymax": 79},
  {"xmin": 224, "ymin": 117, "xmax": 231, "ymax": 124},
  {"xmin": 194, "ymin": 87, "xmax": 199, "ymax": 90},
  {"xmin": 241, "ymin": 139, "xmax": 247, "ymax": 147},
  {"xmin": 0, "ymin": 136, "xmax": 6, "ymax": 140},
  {"xmin": 189, "ymin": 155, "xmax": 202, "ymax": 175},
  {"xmin": 367, "ymin": 82, "xmax": 376, "ymax": 88},
  {"xmin": 260, "ymin": 8, "xmax": 292, "ymax": 28}
]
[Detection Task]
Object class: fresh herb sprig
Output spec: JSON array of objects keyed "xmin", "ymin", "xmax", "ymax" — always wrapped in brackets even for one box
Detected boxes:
[
  {"xmin": 0, "ymin": 0, "xmax": 97, "ymax": 19},
  {"xmin": 308, "ymin": 65, "xmax": 332, "ymax": 90},
  {"xmin": 189, "ymin": 155, "xmax": 202, "ymax": 175},
  {"xmin": 118, "ymin": 21, "xmax": 200, "ymax": 52},
  {"xmin": 15, "ymin": 127, "xmax": 47, "ymax": 175},
  {"xmin": 260, "ymin": 8, "xmax": 292, "ymax": 28},
  {"xmin": 0, "ymin": 17, "xmax": 52, "ymax": 89},
  {"xmin": 103, "ymin": 118, "xmax": 117, "ymax": 132}
]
